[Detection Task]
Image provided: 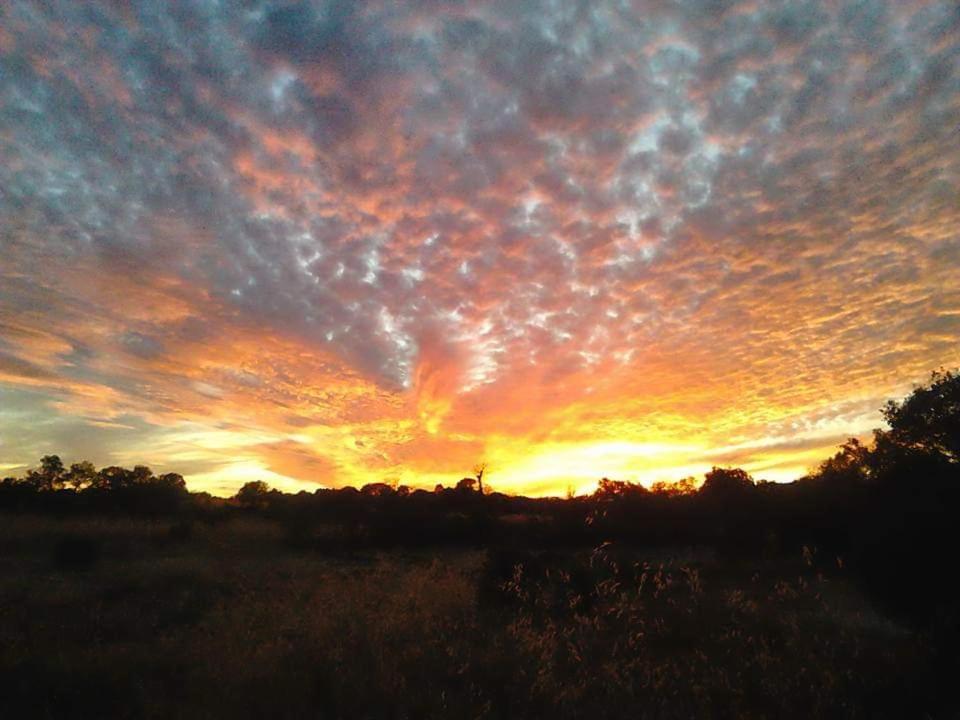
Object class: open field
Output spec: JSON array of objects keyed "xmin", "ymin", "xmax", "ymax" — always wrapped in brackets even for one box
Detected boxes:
[{"xmin": 0, "ymin": 515, "xmax": 950, "ymax": 719}]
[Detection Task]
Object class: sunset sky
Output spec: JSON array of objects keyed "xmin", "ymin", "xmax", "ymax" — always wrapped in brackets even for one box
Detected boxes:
[{"xmin": 1, "ymin": 0, "xmax": 958, "ymax": 496}]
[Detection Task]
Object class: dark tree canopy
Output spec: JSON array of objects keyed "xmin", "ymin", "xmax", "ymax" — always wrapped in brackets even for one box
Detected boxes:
[
  {"xmin": 25, "ymin": 455, "xmax": 67, "ymax": 491},
  {"xmin": 700, "ymin": 467, "xmax": 755, "ymax": 497},
  {"xmin": 594, "ymin": 478, "xmax": 649, "ymax": 499},
  {"xmin": 67, "ymin": 461, "xmax": 98, "ymax": 490},
  {"xmin": 94, "ymin": 466, "xmax": 137, "ymax": 491},
  {"xmin": 455, "ymin": 477, "xmax": 477, "ymax": 493},
  {"xmin": 235, "ymin": 480, "xmax": 271, "ymax": 507},
  {"xmin": 155, "ymin": 473, "xmax": 187, "ymax": 491},
  {"xmin": 361, "ymin": 482, "xmax": 395, "ymax": 497},
  {"xmin": 816, "ymin": 438, "xmax": 872, "ymax": 484},
  {"xmin": 880, "ymin": 368, "xmax": 960, "ymax": 463}
]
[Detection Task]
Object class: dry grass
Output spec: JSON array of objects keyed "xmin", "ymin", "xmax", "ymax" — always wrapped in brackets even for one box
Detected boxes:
[{"xmin": 0, "ymin": 516, "xmax": 944, "ymax": 719}]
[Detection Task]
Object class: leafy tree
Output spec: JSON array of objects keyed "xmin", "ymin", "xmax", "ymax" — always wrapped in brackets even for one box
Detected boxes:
[
  {"xmin": 236, "ymin": 480, "xmax": 271, "ymax": 508},
  {"xmin": 594, "ymin": 478, "xmax": 648, "ymax": 499},
  {"xmin": 700, "ymin": 467, "xmax": 755, "ymax": 497},
  {"xmin": 361, "ymin": 482, "xmax": 394, "ymax": 497},
  {"xmin": 41, "ymin": 454, "xmax": 65, "ymax": 478},
  {"xmin": 66, "ymin": 461, "xmax": 98, "ymax": 490},
  {"xmin": 134, "ymin": 471, "xmax": 188, "ymax": 512},
  {"xmin": 154, "ymin": 473, "xmax": 187, "ymax": 491},
  {"xmin": 651, "ymin": 477, "xmax": 698, "ymax": 496},
  {"xmin": 131, "ymin": 465, "xmax": 154, "ymax": 484},
  {"xmin": 25, "ymin": 455, "xmax": 66, "ymax": 491},
  {"xmin": 880, "ymin": 368, "xmax": 960, "ymax": 463},
  {"xmin": 455, "ymin": 477, "xmax": 477, "ymax": 493},
  {"xmin": 94, "ymin": 466, "xmax": 137, "ymax": 491},
  {"xmin": 453, "ymin": 464, "xmax": 489, "ymax": 495},
  {"xmin": 815, "ymin": 438, "xmax": 872, "ymax": 484}
]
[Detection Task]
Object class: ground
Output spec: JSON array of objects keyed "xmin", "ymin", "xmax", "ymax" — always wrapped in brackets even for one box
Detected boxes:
[{"xmin": 0, "ymin": 515, "xmax": 946, "ymax": 719}]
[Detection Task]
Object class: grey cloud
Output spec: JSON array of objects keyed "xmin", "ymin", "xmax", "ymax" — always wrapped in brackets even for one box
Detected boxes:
[
  {"xmin": 119, "ymin": 332, "xmax": 165, "ymax": 360},
  {"xmin": 0, "ymin": 0, "xmax": 957, "ymax": 402}
]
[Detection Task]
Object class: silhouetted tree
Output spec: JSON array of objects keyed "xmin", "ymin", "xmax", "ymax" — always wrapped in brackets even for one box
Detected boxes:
[
  {"xmin": 700, "ymin": 467, "xmax": 755, "ymax": 497},
  {"xmin": 94, "ymin": 466, "xmax": 136, "ymax": 491},
  {"xmin": 880, "ymin": 368, "xmax": 960, "ymax": 464},
  {"xmin": 155, "ymin": 472, "xmax": 187, "ymax": 490},
  {"xmin": 66, "ymin": 461, "xmax": 98, "ymax": 490},
  {"xmin": 815, "ymin": 438, "xmax": 872, "ymax": 485},
  {"xmin": 361, "ymin": 482, "xmax": 394, "ymax": 497},
  {"xmin": 594, "ymin": 478, "xmax": 648, "ymax": 499},
  {"xmin": 131, "ymin": 465, "xmax": 154, "ymax": 484},
  {"xmin": 474, "ymin": 463, "xmax": 487, "ymax": 494},
  {"xmin": 26, "ymin": 455, "xmax": 66, "ymax": 491},
  {"xmin": 134, "ymin": 471, "xmax": 189, "ymax": 512},
  {"xmin": 236, "ymin": 480, "xmax": 271, "ymax": 508},
  {"xmin": 650, "ymin": 477, "xmax": 698, "ymax": 496}
]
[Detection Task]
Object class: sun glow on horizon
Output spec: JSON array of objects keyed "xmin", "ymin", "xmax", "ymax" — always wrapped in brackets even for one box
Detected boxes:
[{"xmin": 188, "ymin": 460, "xmax": 319, "ymax": 497}]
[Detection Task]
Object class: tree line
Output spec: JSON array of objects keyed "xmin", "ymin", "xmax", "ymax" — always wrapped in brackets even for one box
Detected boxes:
[{"xmin": 2, "ymin": 369, "xmax": 958, "ymax": 621}]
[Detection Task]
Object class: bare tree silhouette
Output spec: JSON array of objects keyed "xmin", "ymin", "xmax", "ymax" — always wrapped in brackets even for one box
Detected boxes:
[{"xmin": 473, "ymin": 463, "xmax": 487, "ymax": 495}]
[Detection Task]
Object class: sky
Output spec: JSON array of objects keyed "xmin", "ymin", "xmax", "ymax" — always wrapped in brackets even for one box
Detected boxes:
[{"xmin": 1, "ymin": 0, "xmax": 958, "ymax": 496}]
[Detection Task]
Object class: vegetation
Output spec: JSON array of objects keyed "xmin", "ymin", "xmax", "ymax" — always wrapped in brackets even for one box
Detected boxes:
[{"xmin": 0, "ymin": 369, "xmax": 958, "ymax": 717}]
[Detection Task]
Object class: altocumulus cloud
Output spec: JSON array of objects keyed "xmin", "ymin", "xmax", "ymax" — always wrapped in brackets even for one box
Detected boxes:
[{"xmin": 0, "ymin": 0, "xmax": 958, "ymax": 493}]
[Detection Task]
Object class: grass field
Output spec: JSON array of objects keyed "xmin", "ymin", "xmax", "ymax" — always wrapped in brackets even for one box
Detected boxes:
[{"xmin": 0, "ymin": 515, "xmax": 948, "ymax": 719}]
